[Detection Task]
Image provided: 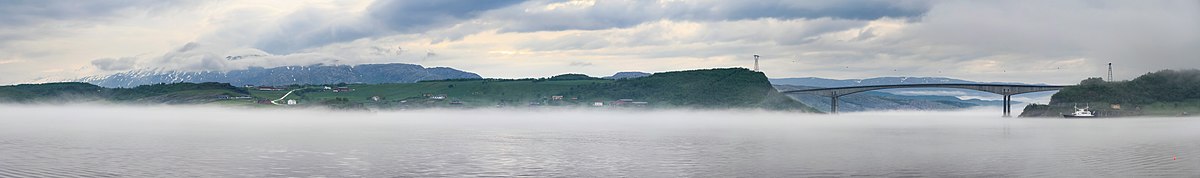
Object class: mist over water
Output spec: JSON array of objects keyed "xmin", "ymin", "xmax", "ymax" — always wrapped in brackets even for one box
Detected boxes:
[{"xmin": 1, "ymin": 105, "xmax": 1198, "ymax": 177}]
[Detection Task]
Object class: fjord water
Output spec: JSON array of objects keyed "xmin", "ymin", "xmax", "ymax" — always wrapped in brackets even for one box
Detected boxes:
[{"xmin": 1, "ymin": 106, "xmax": 1197, "ymax": 177}]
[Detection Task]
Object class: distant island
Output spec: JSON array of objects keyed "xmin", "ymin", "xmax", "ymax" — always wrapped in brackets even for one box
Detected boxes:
[
  {"xmin": 1021, "ymin": 69, "xmax": 1200, "ymax": 117},
  {"xmin": 2, "ymin": 68, "xmax": 818, "ymax": 112}
]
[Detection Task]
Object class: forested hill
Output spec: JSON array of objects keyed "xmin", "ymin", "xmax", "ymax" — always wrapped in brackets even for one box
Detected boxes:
[
  {"xmin": 1051, "ymin": 69, "xmax": 1200, "ymax": 105},
  {"xmin": 1021, "ymin": 69, "xmax": 1200, "ymax": 117},
  {"xmin": 0, "ymin": 82, "xmax": 249, "ymax": 104},
  {"xmin": 562, "ymin": 68, "xmax": 815, "ymax": 111},
  {"xmin": 2, "ymin": 68, "xmax": 818, "ymax": 112}
]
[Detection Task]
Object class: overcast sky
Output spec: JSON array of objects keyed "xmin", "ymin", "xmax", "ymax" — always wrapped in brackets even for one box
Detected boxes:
[{"xmin": 0, "ymin": 0, "xmax": 1196, "ymax": 85}]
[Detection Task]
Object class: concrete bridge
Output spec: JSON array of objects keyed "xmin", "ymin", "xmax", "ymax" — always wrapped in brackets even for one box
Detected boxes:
[{"xmin": 780, "ymin": 84, "xmax": 1068, "ymax": 117}]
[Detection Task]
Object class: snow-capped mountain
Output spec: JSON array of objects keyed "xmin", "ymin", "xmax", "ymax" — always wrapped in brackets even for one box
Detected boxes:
[
  {"xmin": 603, "ymin": 71, "xmax": 651, "ymax": 79},
  {"xmin": 77, "ymin": 63, "xmax": 482, "ymax": 88}
]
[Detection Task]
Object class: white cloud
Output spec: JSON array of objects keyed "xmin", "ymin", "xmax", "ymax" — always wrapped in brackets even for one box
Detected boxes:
[
  {"xmin": 0, "ymin": 57, "xmax": 23, "ymax": 65},
  {"xmin": 90, "ymin": 57, "xmax": 138, "ymax": 71}
]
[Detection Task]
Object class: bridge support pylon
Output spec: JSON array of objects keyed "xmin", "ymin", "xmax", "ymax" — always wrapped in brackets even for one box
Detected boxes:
[
  {"xmin": 1003, "ymin": 95, "xmax": 1012, "ymax": 117},
  {"xmin": 830, "ymin": 96, "xmax": 838, "ymax": 114}
]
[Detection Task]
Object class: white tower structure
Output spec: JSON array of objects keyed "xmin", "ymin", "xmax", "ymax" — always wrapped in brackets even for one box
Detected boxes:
[
  {"xmin": 753, "ymin": 54, "xmax": 760, "ymax": 71},
  {"xmin": 1108, "ymin": 63, "xmax": 1113, "ymax": 82}
]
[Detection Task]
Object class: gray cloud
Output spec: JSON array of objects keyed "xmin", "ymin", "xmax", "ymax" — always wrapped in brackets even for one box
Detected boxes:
[
  {"xmin": 487, "ymin": 0, "xmax": 929, "ymax": 32},
  {"xmin": 5, "ymin": 0, "xmax": 1198, "ymax": 85},
  {"xmin": 368, "ymin": 0, "xmax": 525, "ymax": 33},
  {"xmin": 0, "ymin": 1, "xmax": 190, "ymax": 26},
  {"xmin": 514, "ymin": 19, "xmax": 868, "ymax": 52},
  {"xmin": 882, "ymin": 0, "xmax": 1200, "ymax": 81},
  {"xmin": 251, "ymin": 0, "xmax": 525, "ymax": 54},
  {"xmin": 251, "ymin": 8, "xmax": 383, "ymax": 54},
  {"xmin": 91, "ymin": 57, "xmax": 137, "ymax": 71},
  {"xmin": 245, "ymin": 0, "xmax": 928, "ymax": 54},
  {"xmin": 0, "ymin": 0, "xmax": 199, "ymax": 48},
  {"xmin": 568, "ymin": 61, "xmax": 593, "ymax": 67}
]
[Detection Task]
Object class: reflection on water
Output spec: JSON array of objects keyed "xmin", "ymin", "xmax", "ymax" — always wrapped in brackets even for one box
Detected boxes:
[{"xmin": 0, "ymin": 105, "xmax": 1197, "ymax": 177}]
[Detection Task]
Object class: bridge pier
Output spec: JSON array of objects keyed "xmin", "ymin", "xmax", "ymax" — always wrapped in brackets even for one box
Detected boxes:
[
  {"xmin": 830, "ymin": 96, "xmax": 838, "ymax": 114},
  {"xmin": 1003, "ymin": 95, "xmax": 1012, "ymax": 117}
]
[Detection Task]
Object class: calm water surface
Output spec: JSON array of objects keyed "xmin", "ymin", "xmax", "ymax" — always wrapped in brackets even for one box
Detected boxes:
[{"xmin": 0, "ymin": 106, "xmax": 1198, "ymax": 177}]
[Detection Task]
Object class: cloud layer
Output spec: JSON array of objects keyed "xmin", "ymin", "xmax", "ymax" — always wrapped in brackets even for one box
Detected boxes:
[{"xmin": 1, "ymin": 0, "xmax": 1197, "ymax": 85}]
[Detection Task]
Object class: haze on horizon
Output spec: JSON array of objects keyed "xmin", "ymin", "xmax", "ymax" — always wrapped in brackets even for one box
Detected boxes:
[{"xmin": 0, "ymin": 0, "xmax": 1197, "ymax": 85}]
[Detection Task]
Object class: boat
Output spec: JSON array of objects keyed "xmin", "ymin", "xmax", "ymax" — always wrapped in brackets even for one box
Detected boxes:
[{"xmin": 1063, "ymin": 104, "xmax": 1098, "ymax": 118}]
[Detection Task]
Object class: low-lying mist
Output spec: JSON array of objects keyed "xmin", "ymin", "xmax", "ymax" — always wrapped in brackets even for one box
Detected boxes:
[
  {"xmin": 2, "ymin": 104, "xmax": 1197, "ymax": 177},
  {"xmin": 0, "ymin": 103, "xmax": 1008, "ymax": 124}
]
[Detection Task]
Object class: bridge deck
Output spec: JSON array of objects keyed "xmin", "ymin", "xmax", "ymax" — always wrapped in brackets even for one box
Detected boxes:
[{"xmin": 779, "ymin": 84, "xmax": 1069, "ymax": 116}]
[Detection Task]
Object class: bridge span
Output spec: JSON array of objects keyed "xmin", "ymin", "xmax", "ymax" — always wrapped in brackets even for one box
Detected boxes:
[{"xmin": 780, "ymin": 84, "xmax": 1068, "ymax": 117}]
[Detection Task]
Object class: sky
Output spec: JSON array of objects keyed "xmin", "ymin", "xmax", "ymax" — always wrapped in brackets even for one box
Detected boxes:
[{"xmin": 0, "ymin": 0, "xmax": 1196, "ymax": 85}]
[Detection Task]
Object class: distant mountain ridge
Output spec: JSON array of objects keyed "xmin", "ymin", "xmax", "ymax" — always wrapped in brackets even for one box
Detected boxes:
[{"xmin": 77, "ymin": 63, "xmax": 482, "ymax": 88}]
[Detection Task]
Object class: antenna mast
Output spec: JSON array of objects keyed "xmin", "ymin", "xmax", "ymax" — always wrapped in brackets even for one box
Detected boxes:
[
  {"xmin": 1107, "ymin": 63, "xmax": 1113, "ymax": 82},
  {"xmin": 753, "ymin": 55, "xmax": 760, "ymax": 71}
]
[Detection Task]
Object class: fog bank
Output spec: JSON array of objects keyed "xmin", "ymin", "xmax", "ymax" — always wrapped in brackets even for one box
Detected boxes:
[{"xmin": 1, "ymin": 104, "xmax": 1198, "ymax": 177}]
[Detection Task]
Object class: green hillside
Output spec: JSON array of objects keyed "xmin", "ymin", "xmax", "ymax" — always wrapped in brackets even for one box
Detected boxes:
[
  {"xmin": 1022, "ymin": 69, "xmax": 1200, "ymax": 117},
  {"xmin": 248, "ymin": 68, "xmax": 817, "ymax": 111},
  {"xmin": 0, "ymin": 82, "xmax": 105, "ymax": 102},
  {"xmin": 276, "ymin": 78, "xmax": 617, "ymax": 109},
  {"xmin": 0, "ymin": 82, "xmax": 251, "ymax": 104},
  {"xmin": 1, "ymin": 68, "xmax": 818, "ymax": 112},
  {"xmin": 110, "ymin": 82, "xmax": 251, "ymax": 104},
  {"xmin": 561, "ymin": 68, "xmax": 811, "ymax": 110}
]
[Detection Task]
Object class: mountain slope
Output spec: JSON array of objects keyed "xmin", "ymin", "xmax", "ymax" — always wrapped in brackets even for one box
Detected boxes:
[
  {"xmin": 0, "ymin": 82, "xmax": 249, "ymax": 104},
  {"xmin": 78, "ymin": 63, "xmax": 482, "ymax": 88},
  {"xmin": 564, "ymin": 68, "xmax": 816, "ymax": 111},
  {"xmin": 7, "ymin": 68, "xmax": 817, "ymax": 111},
  {"xmin": 603, "ymin": 72, "xmax": 651, "ymax": 79},
  {"xmin": 1021, "ymin": 69, "xmax": 1200, "ymax": 117}
]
